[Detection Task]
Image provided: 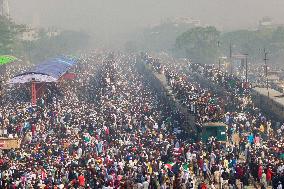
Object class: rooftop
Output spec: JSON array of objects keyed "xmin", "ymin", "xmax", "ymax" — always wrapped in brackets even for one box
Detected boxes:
[{"xmin": 203, "ymin": 122, "xmax": 227, "ymax": 127}]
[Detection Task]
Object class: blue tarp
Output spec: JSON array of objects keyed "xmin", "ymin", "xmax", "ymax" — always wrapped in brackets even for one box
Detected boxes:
[
  {"xmin": 26, "ymin": 56, "xmax": 77, "ymax": 79},
  {"xmin": 9, "ymin": 56, "xmax": 77, "ymax": 84}
]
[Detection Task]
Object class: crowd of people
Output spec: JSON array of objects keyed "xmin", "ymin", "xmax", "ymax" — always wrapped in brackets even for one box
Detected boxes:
[
  {"xmin": 0, "ymin": 51, "xmax": 282, "ymax": 189},
  {"xmin": 144, "ymin": 53, "xmax": 284, "ymax": 189}
]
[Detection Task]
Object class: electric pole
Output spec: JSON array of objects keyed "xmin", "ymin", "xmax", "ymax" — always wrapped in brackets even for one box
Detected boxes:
[
  {"xmin": 244, "ymin": 53, "xmax": 248, "ymax": 83},
  {"xmin": 229, "ymin": 42, "xmax": 233, "ymax": 75},
  {"xmin": 264, "ymin": 48, "xmax": 269, "ymax": 97},
  {"xmin": 217, "ymin": 41, "xmax": 221, "ymax": 72}
]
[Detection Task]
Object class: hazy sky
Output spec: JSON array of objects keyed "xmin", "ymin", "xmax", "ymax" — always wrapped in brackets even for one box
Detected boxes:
[{"xmin": 8, "ymin": 0, "xmax": 284, "ymax": 37}]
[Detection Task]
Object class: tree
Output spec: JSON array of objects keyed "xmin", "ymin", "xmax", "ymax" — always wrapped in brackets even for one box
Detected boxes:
[
  {"xmin": 174, "ymin": 26, "xmax": 284, "ymax": 66},
  {"xmin": 0, "ymin": 16, "xmax": 26, "ymax": 55},
  {"xmin": 220, "ymin": 27, "xmax": 284, "ymax": 64},
  {"xmin": 174, "ymin": 26, "xmax": 220, "ymax": 64},
  {"xmin": 29, "ymin": 30, "xmax": 90, "ymax": 63}
]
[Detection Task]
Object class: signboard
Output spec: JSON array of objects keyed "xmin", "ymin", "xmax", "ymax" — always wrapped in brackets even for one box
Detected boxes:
[
  {"xmin": 0, "ymin": 138, "xmax": 21, "ymax": 149},
  {"xmin": 0, "ymin": 141, "xmax": 5, "ymax": 148}
]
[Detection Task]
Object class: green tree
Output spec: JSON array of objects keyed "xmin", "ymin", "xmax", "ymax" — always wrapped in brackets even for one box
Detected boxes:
[
  {"xmin": 175, "ymin": 26, "xmax": 220, "ymax": 64},
  {"xmin": 174, "ymin": 26, "xmax": 284, "ymax": 66},
  {"xmin": 0, "ymin": 16, "xmax": 26, "ymax": 55},
  {"xmin": 220, "ymin": 27, "xmax": 284, "ymax": 64}
]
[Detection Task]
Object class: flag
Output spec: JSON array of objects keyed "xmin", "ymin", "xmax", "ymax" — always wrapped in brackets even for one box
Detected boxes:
[
  {"xmin": 165, "ymin": 162, "xmax": 175, "ymax": 170},
  {"xmin": 182, "ymin": 163, "xmax": 189, "ymax": 171}
]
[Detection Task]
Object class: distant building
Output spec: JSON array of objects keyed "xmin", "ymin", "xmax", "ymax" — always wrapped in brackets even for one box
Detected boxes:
[
  {"xmin": 152, "ymin": 17, "xmax": 202, "ymax": 28},
  {"xmin": 267, "ymin": 74, "xmax": 280, "ymax": 82},
  {"xmin": 21, "ymin": 28, "xmax": 40, "ymax": 41},
  {"xmin": 21, "ymin": 27, "xmax": 61, "ymax": 41},
  {"xmin": 259, "ymin": 17, "xmax": 273, "ymax": 28},
  {"xmin": 257, "ymin": 17, "xmax": 284, "ymax": 30},
  {"xmin": 46, "ymin": 28, "xmax": 61, "ymax": 38},
  {"xmin": 172, "ymin": 17, "xmax": 201, "ymax": 27}
]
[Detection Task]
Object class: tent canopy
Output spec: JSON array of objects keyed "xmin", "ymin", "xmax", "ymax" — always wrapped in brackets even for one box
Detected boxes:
[
  {"xmin": 9, "ymin": 56, "xmax": 77, "ymax": 84},
  {"xmin": 0, "ymin": 55, "xmax": 18, "ymax": 65}
]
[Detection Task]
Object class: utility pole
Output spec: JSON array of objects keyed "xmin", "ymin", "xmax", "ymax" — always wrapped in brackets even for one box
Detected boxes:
[
  {"xmin": 264, "ymin": 48, "xmax": 269, "ymax": 97},
  {"xmin": 244, "ymin": 53, "xmax": 248, "ymax": 83},
  {"xmin": 217, "ymin": 41, "xmax": 221, "ymax": 72},
  {"xmin": 218, "ymin": 59, "xmax": 221, "ymax": 73},
  {"xmin": 229, "ymin": 42, "xmax": 233, "ymax": 75}
]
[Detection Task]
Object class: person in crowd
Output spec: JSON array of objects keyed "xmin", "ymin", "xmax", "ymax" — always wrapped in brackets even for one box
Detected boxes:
[{"xmin": 0, "ymin": 52, "xmax": 282, "ymax": 189}]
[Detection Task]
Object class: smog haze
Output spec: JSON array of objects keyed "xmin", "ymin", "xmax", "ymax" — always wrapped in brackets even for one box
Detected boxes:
[{"xmin": 9, "ymin": 0, "xmax": 284, "ymax": 47}]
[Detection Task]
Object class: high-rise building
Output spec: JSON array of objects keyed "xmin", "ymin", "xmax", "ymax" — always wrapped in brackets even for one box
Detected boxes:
[{"xmin": 0, "ymin": 0, "xmax": 9, "ymax": 18}]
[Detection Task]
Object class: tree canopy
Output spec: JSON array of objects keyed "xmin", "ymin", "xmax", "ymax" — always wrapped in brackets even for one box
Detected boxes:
[
  {"xmin": 174, "ymin": 26, "xmax": 220, "ymax": 64},
  {"xmin": 0, "ymin": 15, "xmax": 89, "ymax": 64},
  {"xmin": 174, "ymin": 26, "xmax": 284, "ymax": 65},
  {"xmin": 0, "ymin": 16, "xmax": 26, "ymax": 55}
]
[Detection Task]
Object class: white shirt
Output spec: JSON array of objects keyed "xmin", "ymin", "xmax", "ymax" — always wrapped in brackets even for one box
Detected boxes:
[
  {"xmin": 153, "ymin": 123, "xmax": 158, "ymax": 130},
  {"xmin": 143, "ymin": 181, "xmax": 149, "ymax": 189}
]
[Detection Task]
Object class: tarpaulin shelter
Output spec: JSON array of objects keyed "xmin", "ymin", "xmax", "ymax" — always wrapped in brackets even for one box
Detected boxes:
[
  {"xmin": 9, "ymin": 56, "xmax": 77, "ymax": 84},
  {"xmin": 8, "ymin": 56, "xmax": 77, "ymax": 105}
]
